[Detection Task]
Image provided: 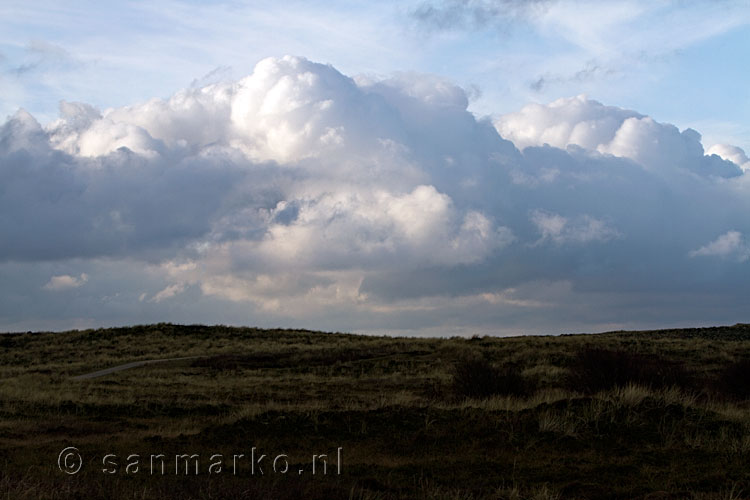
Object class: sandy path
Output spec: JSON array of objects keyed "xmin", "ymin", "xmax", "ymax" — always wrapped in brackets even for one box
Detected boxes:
[{"xmin": 71, "ymin": 356, "xmax": 202, "ymax": 380}]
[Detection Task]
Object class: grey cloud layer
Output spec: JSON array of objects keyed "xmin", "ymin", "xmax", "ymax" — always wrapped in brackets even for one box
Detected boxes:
[{"xmin": 1, "ymin": 56, "xmax": 748, "ymax": 334}]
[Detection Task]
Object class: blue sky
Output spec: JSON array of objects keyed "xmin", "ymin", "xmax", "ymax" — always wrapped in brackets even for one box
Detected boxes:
[
  {"xmin": 2, "ymin": 0, "xmax": 748, "ymax": 149},
  {"xmin": 1, "ymin": 1, "xmax": 749, "ymax": 335}
]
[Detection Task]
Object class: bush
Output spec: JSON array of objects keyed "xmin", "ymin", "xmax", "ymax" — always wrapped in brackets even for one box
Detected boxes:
[
  {"xmin": 567, "ymin": 347, "xmax": 692, "ymax": 394},
  {"xmin": 714, "ymin": 358, "xmax": 750, "ymax": 400},
  {"xmin": 452, "ymin": 357, "xmax": 531, "ymax": 399}
]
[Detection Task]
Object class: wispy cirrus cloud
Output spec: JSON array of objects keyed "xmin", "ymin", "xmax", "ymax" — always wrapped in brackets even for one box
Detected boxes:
[{"xmin": 411, "ymin": 0, "xmax": 555, "ymax": 31}]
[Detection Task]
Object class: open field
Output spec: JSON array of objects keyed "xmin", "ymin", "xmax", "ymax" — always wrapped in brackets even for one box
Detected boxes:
[{"xmin": 2, "ymin": 323, "xmax": 750, "ymax": 499}]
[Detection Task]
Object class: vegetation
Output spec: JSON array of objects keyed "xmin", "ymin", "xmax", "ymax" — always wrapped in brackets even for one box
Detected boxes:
[
  {"xmin": 2, "ymin": 322, "xmax": 750, "ymax": 499},
  {"xmin": 565, "ymin": 347, "xmax": 693, "ymax": 393},
  {"xmin": 452, "ymin": 355, "xmax": 531, "ymax": 399}
]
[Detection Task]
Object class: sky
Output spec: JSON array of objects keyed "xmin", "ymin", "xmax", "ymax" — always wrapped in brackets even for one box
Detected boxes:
[{"xmin": 0, "ymin": 0, "xmax": 749, "ymax": 336}]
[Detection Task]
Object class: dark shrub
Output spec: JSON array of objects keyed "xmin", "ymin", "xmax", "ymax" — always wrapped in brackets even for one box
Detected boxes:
[
  {"xmin": 567, "ymin": 347, "xmax": 692, "ymax": 394},
  {"xmin": 714, "ymin": 358, "xmax": 750, "ymax": 400},
  {"xmin": 422, "ymin": 379, "xmax": 448, "ymax": 401},
  {"xmin": 452, "ymin": 357, "xmax": 531, "ymax": 399}
]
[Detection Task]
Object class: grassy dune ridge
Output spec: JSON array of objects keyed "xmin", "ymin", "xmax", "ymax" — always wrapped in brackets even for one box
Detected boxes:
[{"xmin": 2, "ymin": 323, "xmax": 750, "ymax": 499}]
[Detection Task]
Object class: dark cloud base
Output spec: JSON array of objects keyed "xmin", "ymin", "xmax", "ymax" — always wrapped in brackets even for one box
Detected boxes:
[{"xmin": 1, "ymin": 56, "xmax": 748, "ymax": 335}]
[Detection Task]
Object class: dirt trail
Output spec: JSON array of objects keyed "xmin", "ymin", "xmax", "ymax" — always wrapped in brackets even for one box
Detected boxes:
[{"xmin": 71, "ymin": 356, "xmax": 201, "ymax": 380}]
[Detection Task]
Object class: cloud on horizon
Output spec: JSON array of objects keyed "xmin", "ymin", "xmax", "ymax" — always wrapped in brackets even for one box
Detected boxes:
[{"xmin": 1, "ymin": 55, "xmax": 749, "ymax": 335}]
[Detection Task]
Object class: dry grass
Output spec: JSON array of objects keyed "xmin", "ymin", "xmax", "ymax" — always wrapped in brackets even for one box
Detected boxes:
[{"xmin": 2, "ymin": 322, "xmax": 750, "ymax": 498}]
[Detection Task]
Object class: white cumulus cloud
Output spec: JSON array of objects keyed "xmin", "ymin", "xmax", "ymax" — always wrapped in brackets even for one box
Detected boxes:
[
  {"xmin": 495, "ymin": 95, "xmax": 743, "ymax": 178},
  {"xmin": 689, "ymin": 231, "xmax": 750, "ymax": 262},
  {"xmin": 707, "ymin": 144, "xmax": 750, "ymax": 172},
  {"xmin": 151, "ymin": 283, "xmax": 187, "ymax": 303},
  {"xmin": 2, "ymin": 56, "xmax": 750, "ymax": 335},
  {"xmin": 43, "ymin": 273, "xmax": 88, "ymax": 291},
  {"xmin": 530, "ymin": 210, "xmax": 619, "ymax": 245}
]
